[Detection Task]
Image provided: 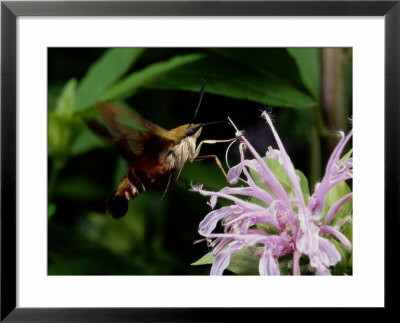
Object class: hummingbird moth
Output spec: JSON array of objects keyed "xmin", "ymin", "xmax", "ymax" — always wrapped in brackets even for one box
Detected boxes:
[{"xmin": 97, "ymin": 82, "xmax": 233, "ymax": 219}]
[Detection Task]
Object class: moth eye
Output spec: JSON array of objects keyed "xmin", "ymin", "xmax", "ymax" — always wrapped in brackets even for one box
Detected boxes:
[
  {"xmin": 186, "ymin": 124, "xmax": 202, "ymax": 137},
  {"xmin": 186, "ymin": 128, "xmax": 195, "ymax": 136}
]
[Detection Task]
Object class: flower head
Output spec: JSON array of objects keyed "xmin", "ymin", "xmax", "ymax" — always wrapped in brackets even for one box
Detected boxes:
[{"xmin": 193, "ymin": 111, "xmax": 352, "ymax": 275}]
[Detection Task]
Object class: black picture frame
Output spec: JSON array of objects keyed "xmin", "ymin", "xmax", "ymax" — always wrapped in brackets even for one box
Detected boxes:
[{"xmin": 1, "ymin": 0, "xmax": 398, "ymax": 321}]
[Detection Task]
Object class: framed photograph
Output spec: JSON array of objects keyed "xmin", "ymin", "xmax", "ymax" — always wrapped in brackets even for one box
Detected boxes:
[{"xmin": 1, "ymin": 0, "xmax": 398, "ymax": 320}]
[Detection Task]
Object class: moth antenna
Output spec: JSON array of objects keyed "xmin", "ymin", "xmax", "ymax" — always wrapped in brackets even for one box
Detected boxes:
[
  {"xmin": 189, "ymin": 79, "xmax": 206, "ymax": 128},
  {"xmin": 202, "ymin": 120, "xmax": 228, "ymax": 127}
]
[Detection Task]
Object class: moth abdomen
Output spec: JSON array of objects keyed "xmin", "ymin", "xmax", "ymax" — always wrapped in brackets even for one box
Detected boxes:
[
  {"xmin": 109, "ymin": 168, "xmax": 149, "ymax": 219},
  {"xmin": 127, "ymin": 167, "xmax": 147, "ymax": 193},
  {"xmin": 108, "ymin": 195, "xmax": 128, "ymax": 219}
]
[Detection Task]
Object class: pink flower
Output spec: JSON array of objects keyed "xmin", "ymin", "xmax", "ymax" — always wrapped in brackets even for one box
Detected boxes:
[{"xmin": 193, "ymin": 111, "xmax": 352, "ymax": 275}]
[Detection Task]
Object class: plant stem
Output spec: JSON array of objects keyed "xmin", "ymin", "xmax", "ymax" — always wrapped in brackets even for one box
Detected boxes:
[
  {"xmin": 312, "ymin": 105, "xmax": 330, "ymax": 138},
  {"xmin": 321, "ymin": 48, "xmax": 351, "ymax": 151},
  {"xmin": 309, "ymin": 126, "xmax": 321, "ymax": 191}
]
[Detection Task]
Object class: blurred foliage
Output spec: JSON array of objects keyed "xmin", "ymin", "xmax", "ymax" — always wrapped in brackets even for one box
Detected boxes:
[{"xmin": 48, "ymin": 47, "xmax": 352, "ymax": 275}]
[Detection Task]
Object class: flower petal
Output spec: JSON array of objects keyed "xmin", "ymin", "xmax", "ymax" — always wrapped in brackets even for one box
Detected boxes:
[
  {"xmin": 326, "ymin": 130, "xmax": 353, "ymax": 175},
  {"xmin": 317, "ymin": 237, "xmax": 342, "ymax": 266},
  {"xmin": 259, "ymin": 247, "xmax": 280, "ymax": 275},
  {"xmin": 227, "ymin": 119, "xmax": 287, "ymax": 203},
  {"xmin": 195, "ymin": 185, "xmax": 267, "ymax": 212},
  {"xmin": 296, "ymin": 213, "xmax": 319, "ymax": 254},
  {"xmin": 199, "ymin": 205, "xmax": 242, "ymax": 236},
  {"xmin": 212, "ymin": 237, "xmax": 234, "ymax": 256},
  {"xmin": 226, "ymin": 163, "xmax": 243, "ymax": 185},
  {"xmin": 211, "ymin": 186, "xmax": 273, "ymax": 207},
  {"xmin": 206, "ymin": 232, "xmax": 281, "ymax": 247},
  {"xmin": 262, "ymin": 111, "xmax": 306, "ymax": 208},
  {"xmin": 293, "ymin": 250, "xmax": 302, "ymax": 275},
  {"xmin": 319, "ymin": 225, "xmax": 352, "ymax": 250},
  {"xmin": 266, "ymin": 146, "xmax": 281, "ymax": 161},
  {"xmin": 309, "ymin": 130, "xmax": 353, "ymax": 214},
  {"xmin": 324, "ymin": 193, "xmax": 353, "ymax": 224},
  {"xmin": 308, "ymin": 237, "xmax": 341, "ymax": 275},
  {"xmin": 224, "ymin": 210, "xmax": 280, "ymax": 230},
  {"xmin": 210, "ymin": 242, "xmax": 243, "ymax": 275},
  {"xmin": 195, "ymin": 117, "xmax": 352, "ymax": 277}
]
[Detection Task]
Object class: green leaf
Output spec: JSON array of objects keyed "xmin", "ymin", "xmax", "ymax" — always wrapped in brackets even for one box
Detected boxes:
[
  {"xmin": 297, "ymin": 170, "xmax": 310, "ymax": 200},
  {"xmin": 48, "ymin": 83, "xmax": 66, "ymax": 112},
  {"xmin": 347, "ymin": 253, "xmax": 353, "ymax": 268},
  {"xmin": 191, "ymin": 246, "xmax": 260, "ymax": 275},
  {"xmin": 48, "ymin": 203, "xmax": 56, "ymax": 220},
  {"xmin": 227, "ymin": 246, "xmax": 259, "ymax": 275},
  {"xmin": 75, "ymin": 48, "xmax": 145, "ymax": 111},
  {"xmin": 211, "ymin": 48, "xmax": 307, "ymax": 94},
  {"xmin": 191, "ymin": 252, "xmax": 214, "ymax": 266},
  {"xmin": 287, "ymin": 48, "xmax": 321, "ymax": 100},
  {"xmin": 54, "ymin": 78, "xmax": 77, "ymax": 119},
  {"xmin": 48, "ymin": 114, "xmax": 84, "ymax": 164},
  {"xmin": 264, "ymin": 158, "xmax": 292, "ymax": 191},
  {"xmin": 70, "ymin": 128, "xmax": 109, "ymax": 156},
  {"xmin": 331, "ymin": 239, "xmax": 352, "ymax": 275},
  {"xmin": 101, "ymin": 53, "xmax": 204, "ymax": 102},
  {"xmin": 48, "ymin": 114, "xmax": 71, "ymax": 160},
  {"xmin": 322, "ymin": 181, "xmax": 352, "ymax": 224},
  {"xmin": 49, "ymin": 79, "xmax": 85, "ymax": 163},
  {"xmin": 341, "ymin": 148, "xmax": 353, "ymax": 162},
  {"xmin": 341, "ymin": 219, "xmax": 353, "ymax": 242},
  {"xmin": 144, "ymin": 53, "xmax": 318, "ymax": 109}
]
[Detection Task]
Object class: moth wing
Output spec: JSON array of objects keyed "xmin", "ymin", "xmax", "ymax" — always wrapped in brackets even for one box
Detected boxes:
[
  {"xmin": 96, "ymin": 102, "xmax": 174, "ymax": 162},
  {"xmin": 96, "ymin": 102, "xmax": 168, "ymax": 136}
]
